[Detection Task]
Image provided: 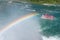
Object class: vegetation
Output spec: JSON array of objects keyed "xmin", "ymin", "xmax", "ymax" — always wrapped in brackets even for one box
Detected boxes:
[{"xmin": 26, "ymin": 0, "xmax": 60, "ymax": 4}]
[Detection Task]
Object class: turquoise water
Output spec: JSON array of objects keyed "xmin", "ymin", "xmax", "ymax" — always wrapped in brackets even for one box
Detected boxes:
[
  {"xmin": 0, "ymin": 1, "xmax": 60, "ymax": 40},
  {"xmin": 31, "ymin": 4, "xmax": 60, "ymax": 37}
]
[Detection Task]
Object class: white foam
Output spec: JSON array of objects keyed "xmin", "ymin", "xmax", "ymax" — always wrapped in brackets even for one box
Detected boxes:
[
  {"xmin": 8, "ymin": 1, "xmax": 12, "ymax": 4},
  {"xmin": 42, "ymin": 36, "xmax": 58, "ymax": 40},
  {"xmin": 43, "ymin": 3, "xmax": 56, "ymax": 6}
]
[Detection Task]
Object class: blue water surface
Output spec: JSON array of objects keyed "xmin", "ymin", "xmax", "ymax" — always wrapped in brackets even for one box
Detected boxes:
[{"xmin": 0, "ymin": 1, "xmax": 60, "ymax": 40}]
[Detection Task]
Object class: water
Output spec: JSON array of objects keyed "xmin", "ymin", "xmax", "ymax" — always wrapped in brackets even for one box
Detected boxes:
[
  {"xmin": 0, "ymin": 1, "xmax": 60, "ymax": 40},
  {"xmin": 32, "ymin": 4, "xmax": 60, "ymax": 37}
]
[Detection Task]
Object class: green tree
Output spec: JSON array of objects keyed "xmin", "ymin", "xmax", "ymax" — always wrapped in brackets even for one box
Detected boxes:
[{"xmin": 26, "ymin": 0, "xmax": 60, "ymax": 4}]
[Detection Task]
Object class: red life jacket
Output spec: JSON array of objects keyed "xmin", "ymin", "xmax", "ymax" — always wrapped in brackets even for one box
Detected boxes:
[{"xmin": 42, "ymin": 14, "xmax": 54, "ymax": 20}]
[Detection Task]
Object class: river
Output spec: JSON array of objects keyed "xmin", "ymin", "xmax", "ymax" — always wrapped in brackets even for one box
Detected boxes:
[{"xmin": 0, "ymin": 1, "xmax": 60, "ymax": 40}]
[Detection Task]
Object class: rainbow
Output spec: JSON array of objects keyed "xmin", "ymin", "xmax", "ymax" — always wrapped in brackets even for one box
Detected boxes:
[{"xmin": 0, "ymin": 13, "xmax": 37, "ymax": 35}]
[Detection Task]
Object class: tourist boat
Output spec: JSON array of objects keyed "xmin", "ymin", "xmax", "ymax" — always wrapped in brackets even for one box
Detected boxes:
[{"xmin": 41, "ymin": 14, "xmax": 54, "ymax": 20}]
